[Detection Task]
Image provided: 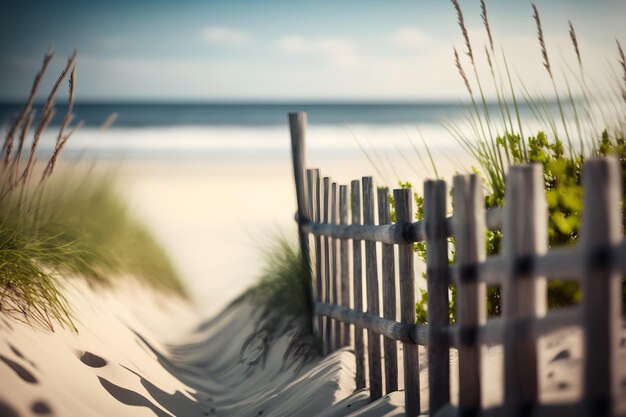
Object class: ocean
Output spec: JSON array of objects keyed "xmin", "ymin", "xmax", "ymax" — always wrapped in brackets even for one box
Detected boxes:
[{"xmin": 0, "ymin": 101, "xmax": 541, "ymax": 161}]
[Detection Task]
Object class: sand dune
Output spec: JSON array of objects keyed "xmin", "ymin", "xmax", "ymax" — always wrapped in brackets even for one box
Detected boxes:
[
  {"xmin": 3, "ymin": 278, "xmax": 624, "ymax": 417},
  {"xmin": 0, "ymin": 281, "xmax": 395, "ymax": 417}
]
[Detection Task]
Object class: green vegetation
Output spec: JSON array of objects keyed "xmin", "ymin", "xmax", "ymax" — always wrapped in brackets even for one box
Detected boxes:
[
  {"xmin": 1, "ymin": 53, "xmax": 185, "ymax": 331},
  {"xmin": 236, "ymin": 238, "xmax": 319, "ymax": 368},
  {"xmin": 383, "ymin": 1, "xmax": 626, "ymax": 323},
  {"xmin": 446, "ymin": 0, "xmax": 626, "ymax": 316}
]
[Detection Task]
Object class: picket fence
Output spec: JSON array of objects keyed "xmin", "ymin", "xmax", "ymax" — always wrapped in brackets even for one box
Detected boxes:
[{"xmin": 289, "ymin": 112, "xmax": 624, "ymax": 417}]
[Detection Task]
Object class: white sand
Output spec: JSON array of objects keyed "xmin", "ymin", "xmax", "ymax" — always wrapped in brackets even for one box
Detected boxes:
[
  {"xmin": 3, "ymin": 153, "xmax": 626, "ymax": 416},
  {"xmin": 3, "ymin": 277, "xmax": 625, "ymax": 417},
  {"xmin": 112, "ymin": 153, "xmax": 467, "ymax": 317}
]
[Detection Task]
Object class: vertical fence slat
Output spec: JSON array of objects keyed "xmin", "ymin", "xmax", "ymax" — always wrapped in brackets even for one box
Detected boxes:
[
  {"xmin": 581, "ymin": 156, "xmax": 622, "ymax": 417},
  {"xmin": 502, "ymin": 164, "xmax": 547, "ymax": 410},
  {"xmin": 362, "ymin": 176, "xmax": 383, "ymax": 400},
  {"xmin": 312, "ymin": 169, "xmax": 323, "ymax": 342},
  {"xmin": 424, "ymin": 180, "xmax": 451, "ymax": 414},
  {"xmin": 331, "ymin": 182, "xmax": 341, "ymax": 350},
  {"xmin": 351, "ymin": 180, "xmax": 366, "ymax": 389},
  {"xmin": 339, "ymin": 185, "xmax": 351, "ymax": 347},
  {"xmin": 453, "ymin": 174, "xmax": 486, "ymax": 415},
  {"xmin": 289, "ymin": 113, "xmax": 316, "ymax": 340},
  {"xmin": 306, "ymin": 169, "xmax": 319, "ymax": 336},
  {"xmin": 323, "ymin": 176, "xmax": 332, "ymax": 355},
  {"xmin": 378, "ymin": 186, "xmax": 398, "ymax": 393},
  {"xmin": 394, "ymin": 188, "xmax": 420, "ymax": 416}
]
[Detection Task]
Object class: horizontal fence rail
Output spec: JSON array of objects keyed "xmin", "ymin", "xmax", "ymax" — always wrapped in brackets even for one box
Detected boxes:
[
  {"xmin": 289, "ymin": 112, "xmax": 625, "ymax": 417},
  {"xmin": 300, "ymin": 206, "xmax": 503, "ymax": 243}
]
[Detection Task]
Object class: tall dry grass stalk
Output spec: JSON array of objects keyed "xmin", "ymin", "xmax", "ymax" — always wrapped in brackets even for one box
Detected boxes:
[
  {"xmin": 2, "ymin": 52, "xmax": 52, "ymax": 167},
  {"xmin": 569, "ymin": 22, "xmax": 582, "ymax": 68},
  {"xmin": 1, "ymin": 52, "xmax": 80, "ymax": 200},
  {"xmin": 532, "ymin": 5, "xmax": 551, "ymax": 77},
  {"xmin": 480, "ymin": 0, "xmax": 494, "ymax": 54},
  {"xmin": 532, "ymin": 3, "xmax": 574, "ymax": 155},
  {"xmin": 454, "ymin": 48, "xmax": 472, "ymax": 96},
  {"xmin": 618, "ymin": 40, "xmax": 626, "ymax": 104}
]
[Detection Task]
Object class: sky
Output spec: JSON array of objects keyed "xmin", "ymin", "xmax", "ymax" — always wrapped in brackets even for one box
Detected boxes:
[{"xmin": 1, "ymin": 0, "xmax": 625, "ymax": 102}]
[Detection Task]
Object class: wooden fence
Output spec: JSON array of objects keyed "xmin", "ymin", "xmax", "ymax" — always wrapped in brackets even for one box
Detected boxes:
[{"xmin": 288, "ymin": 112, "xmax": 624, "ymax": 417}]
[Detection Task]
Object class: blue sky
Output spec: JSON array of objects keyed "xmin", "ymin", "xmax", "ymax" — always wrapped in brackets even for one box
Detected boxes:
[{"xmin": 1, "ymin": 0, "xmax": 625, "ymax": 101}]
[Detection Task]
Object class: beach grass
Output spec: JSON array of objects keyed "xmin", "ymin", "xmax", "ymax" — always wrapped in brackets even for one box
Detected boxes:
[
  {"xmin": 236, "ymin": 238, "xmax": 319, "ymax": 368},
  {"xmin": 1, "ymin": 53, "xmax": 186, "ymax": 331}
]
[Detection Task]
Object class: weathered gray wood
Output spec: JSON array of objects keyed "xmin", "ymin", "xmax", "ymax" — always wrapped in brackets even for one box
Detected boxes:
[
  {"xmin": 377, "ymin": 186, "xmax": 398, "ymax": 394},
  {"xmin": 469, "ymin": 306, "xmax": 580, "ymax": 347},
  {"xmin": 424, "ymin": 180, "xmax": 450, "ymax": 414},
  {"xmin": 339, "ymin": 185, "xmax": 351, "ymax": 347},
  {"xmin": 331, "ymin": 182, "xmax": 341, "ymax": 351},
  {"xmin": 315, "ymin": 302, "xmax": 428, "ymax": 345},
  {"xmin": 323, "ymin": 176, "xmax": 332, "ymax": 355},
  {"xmin": 502, "ymin": 164, "xmax": 547, "ymax": 410},
  {"xmin": 362, "ymin": 176, "xmax": 382, "ymax": 401},
  {"xmin": 315, "ymin": 301, "xmax": 578, "ymax": 347},
  {"xmin": 301, "ymin": 205, "xmax": 503, "ymax": 244},
  {"xmin": 312, "ymin": 169, "xmax": 323, "ymax": 340},
  {"xmin": 351, "ymin": 180, "xmax": 366, "ymax": 390},
  {"xmin": 485, "ymin": 206, "xmax": 503, "ymax": 231},
  {"xmin": 394, "ymin": 188, "xmax": 420, "ymax": 416},
  {"xmin": 581, "ymin": 156, "xmax": 622, "ymax": 417},
  {"xmin": 453, "ymin": 174, "xmax": 486, "ymax": 415},
  {"xmin": 289, "ymin": 113, "xmax": 315, "ymax": 339},
  {"xmin": 306, "ymin": 169, "xmax": 318, "ymax": 336},
  {"xmin": 301, "ymin": 221, "xmax": 418, "ymax": 244}
]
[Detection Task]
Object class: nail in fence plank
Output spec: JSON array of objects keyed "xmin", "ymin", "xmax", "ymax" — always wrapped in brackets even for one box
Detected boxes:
[
  {"xmin": 323, "ymin": 176, "xmax": 332, "ymax": 355},
  {"xmin": 394, "ymin": 188, "xmax": 420, "ymax": 416},
  {"xmin": 312, "ymin": 169, "xmax": 323, "ymax": 341},
  {"xmin": 339, "ymin": 185, "xmax": 351, "ymax": 347},
  {"xmin": 362, "ymin": 177, "xmax": 383, "ymax": 400},
  {"xmin": 377, "ymin": 186, "xmax": 398, "ymax": 393},
  {"xmin": 581, "ymin": 156, "xmax": 622, "ymax": 417},
  {"xmin": 307, "ymin": 169, "xmax": 319, "ymax": 336},
  {"xmin": 424, "ymin": 180, "xmax": 451, "ymax": 414},
  {"xmin": 331, "ymin": 182, "xmax": 341, "ymax": 350},
  {"xmin": 351, "ymin": 180, "xmax": 366, "ymax": 389},
  {"xmin": 502, "ymin": 164, "xmax": 547, "ymax": 409},
  {"xmin": 453, "ymin": 174, "xmax": 487, "ymax": 415},
  {"xmin": 289, "ymin": 113, "xmax": 315, "ymax": 338}
]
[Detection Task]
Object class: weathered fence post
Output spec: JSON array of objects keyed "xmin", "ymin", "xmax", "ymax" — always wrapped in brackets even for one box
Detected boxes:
[
  {"xmin": 581, "ymin": 156, "xmax": 622, "ymax": 417},
  {"xmin": 362, "ymin": 176, "xmax": 383, "ymax": 400},
  {"xmin": 502, "ymin": 164, "xmax": 547, "ymax": 412},
  {"xmin": 339, "ymin": 185, "xmax": 351, "ymax": 347},
  {"xmin": 288, "ymin": 113, "xmax": 315, "ymax": 338},
  {"xmin": 306, "ymin": 169, "xmax": 320, "ymax": 337},
  {"xmin": 351, "ymin": 180, "xmax": 366, "ymax": 389},
  {"xmin": 453, "ymin": 174, "xmax": 486, "ymax": 416},
  {"xmin": 331, "ymin": 182, "xmax": 341, "ymax": 350},
  {"xmin": 377, "ymin": 186, "xmax": 398, "ymax": 394},
  {"xmin": 394, "ymin": 188, "xmax": 420, "ymax": 416},
  {"xmin": 323, "ymin": 176, "xmax": 332, "ymax": 355},
  {"xmin": 424, "ymin": 180, "xmax": 451, "ymax": 414},
  {"xmin": 310, "ymin": 169, "xmax": 323, "ymax": 342}
]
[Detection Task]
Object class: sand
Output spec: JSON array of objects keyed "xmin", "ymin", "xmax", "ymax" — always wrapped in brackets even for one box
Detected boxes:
[
  {"xmin": 3, "ymin": 275, "xmax": 625, "ymax": 417},
  {"xmin": 3, "ymin": 153, "xmax": 626, "ymax": 416}
]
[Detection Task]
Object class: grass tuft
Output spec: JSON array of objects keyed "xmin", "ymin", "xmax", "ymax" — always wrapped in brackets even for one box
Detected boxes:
[
  {"xmin": 236, "ymin": 238, "xmax": 319, "ymax": 370},
  {"xmin": 1, "ymin": 52, "xmax": 186, "ymax": 331}
]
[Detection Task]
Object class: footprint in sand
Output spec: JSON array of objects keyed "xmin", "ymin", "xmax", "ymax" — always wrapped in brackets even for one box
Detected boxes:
[
  {"xmin": 77, "ymin": 351, "xmax": 108, "ymax": 368},
  {"xmin": 9, "ymin": 344, "xmax": 37, "ymax": 369},
  {"xmin": 0, "ymin": 354, "xmax": 37, "ymax": 383},
  {"xmin": 0, "ymin": 400, "xmax": 19, "ymax": 417},
  {"xmin": 549, "ymin": 349, "xmax": 570, "ymax": 362},
  {"xmin": 31, "ymin": 400, "xmax": 53, "ymax": 415}
]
